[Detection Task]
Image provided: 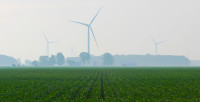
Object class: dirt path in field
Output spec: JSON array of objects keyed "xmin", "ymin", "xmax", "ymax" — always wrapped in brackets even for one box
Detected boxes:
[
  {"xmin": 105, "ymin": 72, "xmax": 118, "ymax": 97},
  {"xmin": 86, "ymin": 72, "xmax": 99, "ymax": 99},
  {"xmin": 101, "ymin": 72, "xmax": 104, "ymax": 100}
]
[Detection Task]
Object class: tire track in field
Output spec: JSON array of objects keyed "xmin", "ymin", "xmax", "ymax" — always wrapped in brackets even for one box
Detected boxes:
[
  {"xmin": 86, "ymin": 72, "xmax": 99, "ymax": 99},
  {"xmin": 105, "ymin": 72, "xmax": 118, "ymax": 97},
  {"xmin": 101, "ymin": 72, "xmax": 104, "ymax": 100}
]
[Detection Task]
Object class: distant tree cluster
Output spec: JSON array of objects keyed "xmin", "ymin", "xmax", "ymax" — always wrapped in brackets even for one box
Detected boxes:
[
  {"xmin": 102, "ymin": 53, "xmax": 113, "ymax": 66},
  {"xmin": 66, "ymin": 59, "xmax": 81, "ymax": 66},
  {"xmin": 78, "ymin": 52, "xmax": 114, "ymax": 66},
  {"xmin": 31, "ymin": 52, "xmax": 65, "ymax": 66},
  {"xmin": 79, "ymin": 52, "xmax": 90, "ymax": 65},
  {"xmin": 24, "ymin": 50, "xmax": 191, "ymax": 67},
  {"xmin": 27, "ymin": 51, "xmax": 114, "ymax": 67}
]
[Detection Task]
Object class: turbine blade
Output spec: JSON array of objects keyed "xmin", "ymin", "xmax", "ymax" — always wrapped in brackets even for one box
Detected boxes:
[
  {"xmin": 90, "ymin": 7, "xmax": 102, "ymax": 25},
  {"xmin": 149, "ymin": 35, "xmax": 156, "ymax": 44},
  {"xmin": 90, "ymin": 27, "xmax": 99, "ymax": 48},
  {"xmin": 69, "ymin": 20, "xmax": 88, "ymax": 26},
  {"xmin": 43, "ymin": 32, "xmax": 48, "ymax": 42}
]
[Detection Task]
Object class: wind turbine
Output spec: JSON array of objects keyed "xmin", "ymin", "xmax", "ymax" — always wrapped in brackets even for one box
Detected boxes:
[
  {"xmin": 149, "ymin": 36, "xmax": 165, "ymax": 55},
  {"xmin": 43, "ymin": 32, "xmax": 56, "ymax": 57},
  {"xmin": 70, "ymin": 8, "xmax": 101, "ymax": 55}
]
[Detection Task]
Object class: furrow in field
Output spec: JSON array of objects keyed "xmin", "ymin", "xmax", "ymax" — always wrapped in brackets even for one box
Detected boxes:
[
  {"xmin": 67, "ymin": 72, "xmax": 95, "ymax": 100},
  {"xmin": 108, "ymin": 71, "xmax": 129, "ymax": 98},
  {"xmin": 36, "ymin": 74, "xmax": 74, "ymax": 100},
  {"xmin": 101, "ymin": 72, "xmax": 104, "ymax": 100},
  {"xmin": 47, "ymin": 72, "xmax": 89, "ymax": 101},
  {"xmin": 110, "ymin": 71, "xmax": 149, "ymax": 100},
  {"xmin": 86, "ymin": 72, "xmax": 99, "ymax": 99},
  {"xmin": 105, "ymin": 72, "xmax": 118, "ymax": 97}
]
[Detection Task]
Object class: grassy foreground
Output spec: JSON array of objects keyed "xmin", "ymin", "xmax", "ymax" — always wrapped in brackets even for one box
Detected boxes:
[{"xmin": 0, "ymin": 67, "xmax": 200, "ymax": 101}]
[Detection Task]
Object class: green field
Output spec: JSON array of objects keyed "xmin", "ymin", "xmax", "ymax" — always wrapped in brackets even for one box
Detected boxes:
[{"xmin": 0, "ymin": 67, "xmax": 200, "ymax": 101}]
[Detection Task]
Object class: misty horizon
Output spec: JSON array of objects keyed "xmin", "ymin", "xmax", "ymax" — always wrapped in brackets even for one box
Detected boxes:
[{"xmin": 0, "ymin": 0, "xmax": 200, "ymax": 63}]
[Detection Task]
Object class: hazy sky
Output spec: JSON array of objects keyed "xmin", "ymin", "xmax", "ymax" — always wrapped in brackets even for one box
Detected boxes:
[{"xmin": 0, "ymin": 0, "xmax": 200, "ymax": 62}]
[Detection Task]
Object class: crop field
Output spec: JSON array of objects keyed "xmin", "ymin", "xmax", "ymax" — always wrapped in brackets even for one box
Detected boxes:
[{"xmin": 0, "ymin": 67, "xmax": 200, "ymax": 101}]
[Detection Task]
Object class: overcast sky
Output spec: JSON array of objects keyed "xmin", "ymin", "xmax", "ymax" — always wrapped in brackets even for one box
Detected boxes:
[{"xmin": 0, "ymin": 0, "xmax": 200, "ymax": 62}]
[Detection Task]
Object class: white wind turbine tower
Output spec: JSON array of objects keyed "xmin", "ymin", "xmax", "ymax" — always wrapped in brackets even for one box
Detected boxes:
[
  {"xmin": 70, "ymin": 8, "xmax": 102, "ymax": 55},
  {"xmin": 149, "ymin": 36, "xmax": 165, "ymax": 55},
  {"xmin": 43, "ymin": 32, "xmax": 56, "ymax": 57}
]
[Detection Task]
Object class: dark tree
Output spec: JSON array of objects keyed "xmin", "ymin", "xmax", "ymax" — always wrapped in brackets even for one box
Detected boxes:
[
  {"xmin": 25, "ymin": 60, "xmax": 32, "ymax": 66},
  {"xmin": 102, "ymin": 53, "xmax": 114, "ymax": 66},
  {"xmin": 31, "ymin": 60, "xmax": 38, "ymax": 67},
  {"xmin": 56, "ymin": 52, "xmax": 65, "ymax": 65},
  {"xmin": 67, "ymin": 59, "xmax": 75, "ymax": 66},
  {"xmin": 12, "ymin": 64, "xmax": 16, "ymax": 67},
  {"xmin": 49, "ymin": 55, "xmax": 56, "ymax": 66},
  {"xmin": 39, "ymin": 56, "xmax": 49, "ymax": 66},
  {"xmin": 79, "ymin": 52, "xmax": 90, "ymax": 65}
]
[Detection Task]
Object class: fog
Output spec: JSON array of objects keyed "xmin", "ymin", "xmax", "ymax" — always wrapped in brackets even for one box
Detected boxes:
[{"xmin": 0, "ymin": 0, "xmax": 200, "ymax": 62}]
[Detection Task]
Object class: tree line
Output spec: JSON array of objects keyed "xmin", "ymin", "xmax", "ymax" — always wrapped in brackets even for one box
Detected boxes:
[
  {"xmin": 27, "ymin": 52, "xmax": 114, "ymax": 67},
  {"xmin": 31, "ymin": 52, "xmax": 65, "ymax": 66}
]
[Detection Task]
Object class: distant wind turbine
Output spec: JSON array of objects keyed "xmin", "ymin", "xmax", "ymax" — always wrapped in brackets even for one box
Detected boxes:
[
  {"xmin": 70, "ymin": 8, "xmax": 102, "ymax": 55},
  {"xmin": 43, "ymin": 32, "xmax": 56, "ymax": 57},
  {"xmin": 149, "ymin": 36, "xmax": 165, "ymax": 55}
]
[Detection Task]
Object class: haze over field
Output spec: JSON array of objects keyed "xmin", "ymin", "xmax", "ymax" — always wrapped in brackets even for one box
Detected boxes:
[{"xmin": 0, "ymin": 0, "xmax": 200, "ymax": 62}]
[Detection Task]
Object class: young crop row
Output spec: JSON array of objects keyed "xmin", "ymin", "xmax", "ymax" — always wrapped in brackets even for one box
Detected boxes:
[
  {"xmin": 104, "ymin": 68, "xmax": 200, "ymax": 101},
  {"xmin": 0, "ymin": 68, "xmax": 200, "ymax": 101}
]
